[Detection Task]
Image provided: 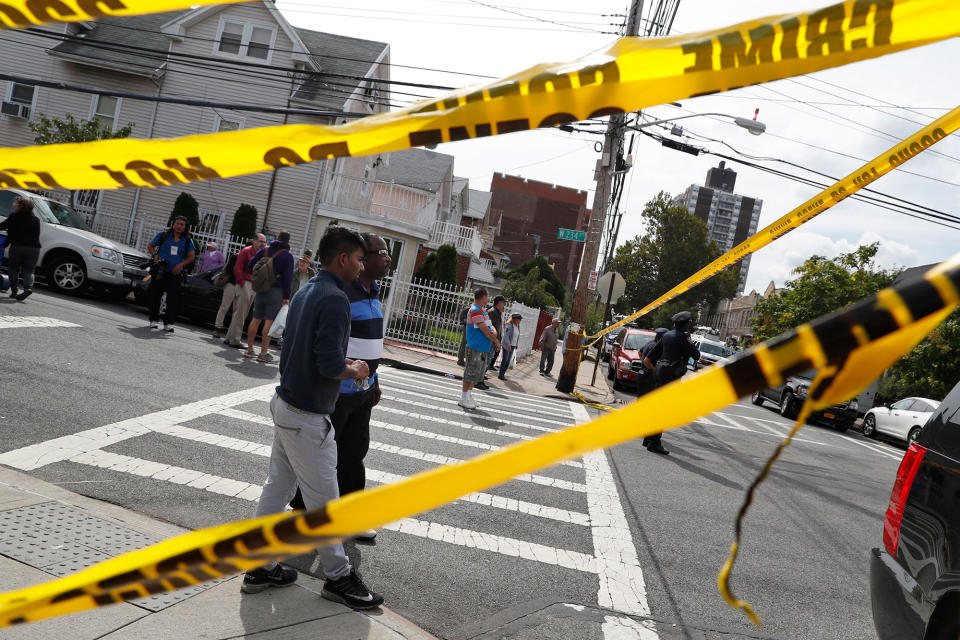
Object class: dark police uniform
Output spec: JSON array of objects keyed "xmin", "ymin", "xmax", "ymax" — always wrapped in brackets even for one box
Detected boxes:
[
  {"xmin": 642, "ymin": 313, "xmax": 700, "ymax": 453},
  {"xmin": 635, "ymin": 328, "xmax": 667, "ymax": 398}
]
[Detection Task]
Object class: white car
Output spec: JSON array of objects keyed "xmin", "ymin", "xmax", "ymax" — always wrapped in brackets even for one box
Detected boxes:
[
  {"xmin": 0, "ymin": 188, "xmax": 150, "ymax": 297},
  {"xmin": 862, "ymin": 397, "xmax": 939, "ymax": 444},
  {"xmin": 690, "ymin": 335, "xmax": 732, "ymax": 370}
]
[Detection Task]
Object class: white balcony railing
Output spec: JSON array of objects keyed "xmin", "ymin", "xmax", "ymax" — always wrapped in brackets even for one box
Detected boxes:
[
  {"xmin": 429, "ymin": 220, "xmax": 482, "ymax": 258},
  {"xmin": 323, "ymin": 173, "xmax": 441, "ymax": 233}
]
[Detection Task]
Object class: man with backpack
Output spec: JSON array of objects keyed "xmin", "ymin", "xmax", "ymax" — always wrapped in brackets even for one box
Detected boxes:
[
  {"xmin": 244, "ymin": 231, "xmax": 294, "ymax": 363},
  {"xmin": 223, "ymin": 234, "xmax": 265, "ymax": 348},
  {"xmin": 146, "ymin": 216, "xmax": 196, "ymax": 332}
]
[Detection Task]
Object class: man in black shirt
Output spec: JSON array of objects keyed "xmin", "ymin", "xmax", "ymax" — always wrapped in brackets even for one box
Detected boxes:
[
  {"xmin": 636, "ymin": 328, "xmax": 667, "ymax": 398},
  {"xmin": 642, "ymin": 312, "xmax": 700, "ymax": 455}
]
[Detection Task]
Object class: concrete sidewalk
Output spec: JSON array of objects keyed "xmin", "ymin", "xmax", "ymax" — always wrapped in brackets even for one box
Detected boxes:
[
  {"xmin": 0, "ymin": 467, "xmax": 436, "ymax": 640},
  {"xmin": 382, "ymin": 340, "xmax": 621, "ymax": 409}
]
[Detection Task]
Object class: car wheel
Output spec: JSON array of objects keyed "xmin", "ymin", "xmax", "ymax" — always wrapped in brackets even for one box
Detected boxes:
[
  {"xmin": 780, "ymin": 391, "xmax": 798, "ymax": 419},
  {"xmin": 862, "ymin": 415, "xmax": 876, "ymax": 438},
  {"xmin": 46, "ymin": 254, "xmax": 88, "ymax": 294},
  {"xmin": 751, "ymin": 391, "xmax": 764, "ymax": 406},
  {"xmin": 908, "ymin": 427, "xmax": 921, "ymax": 445}
]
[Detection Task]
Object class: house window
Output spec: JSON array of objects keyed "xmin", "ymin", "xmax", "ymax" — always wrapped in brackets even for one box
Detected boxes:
[
  {"xmin": 216, "ymin": 115, "xmax": 242, "ymax": 132},
  {"xmin": 9, "ymin": 82, "xmax": 35, "ymax": 106},
  {"xmin": 217, "ymin": 21, "xmax": 244, "ymax": 55},
  {"xmin": 215, "ymin": 19, "xmax": 276, "ymax": 61},
  {"xmin": 92, "ymin": 94, "xmax": 119, "ymax": 131}
]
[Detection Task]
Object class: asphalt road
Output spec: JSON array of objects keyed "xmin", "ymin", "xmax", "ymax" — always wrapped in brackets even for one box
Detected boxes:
[{"xmin": 0, "ymin": 290, "xmax": 909, "ymax": 639}]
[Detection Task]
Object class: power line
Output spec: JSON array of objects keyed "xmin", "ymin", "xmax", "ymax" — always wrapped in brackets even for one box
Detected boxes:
[
  {"xmin": 280, "ymin": 2, "xmax": 618, "ymax": 26},
  {"xmin": 462, "ymin": 0, "xmax": 617, "ymax": 33}
]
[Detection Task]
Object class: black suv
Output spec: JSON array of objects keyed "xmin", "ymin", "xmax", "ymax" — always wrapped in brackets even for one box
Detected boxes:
[
  {"xmin": 750, "ymin": 369, "xmax": 858, "ymax": 431},
  {"xmin": 870, "ymin": 379, "xmax": 960, "ymax": 639}
]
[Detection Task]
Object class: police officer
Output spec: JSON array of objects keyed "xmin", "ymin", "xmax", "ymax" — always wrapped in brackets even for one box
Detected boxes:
[
  {"xmin": 636, "ymin": 328, "xmax": 668, "ymax": 398},
  {"xmin": 641, "ymin": 311, "xmax": 700, "ymax": 455}
]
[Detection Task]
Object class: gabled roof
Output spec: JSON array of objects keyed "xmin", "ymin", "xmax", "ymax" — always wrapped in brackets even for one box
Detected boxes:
[
  {"xmin": 48, "ymin": 11, "xmax": 185, "ymax": 77},
  {"xmin": 377, "ymin": 149, "xmax": 455, "ymax": 194},
  {"xmin": 465, "ymin": 189, "xmax": 492, "ymax": 219},
  {"xmin": 290, "ymin": 29, "xmax": 389, "ymax": 110},
  {"xmin": 892, "ymin": 264, "xmax": 938, "ymax": 287}
]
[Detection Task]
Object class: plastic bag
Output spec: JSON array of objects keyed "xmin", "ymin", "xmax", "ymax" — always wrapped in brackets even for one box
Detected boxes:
[{"xmin": 268, "ymin": 305, "xmax": 288, "ymax": 338}]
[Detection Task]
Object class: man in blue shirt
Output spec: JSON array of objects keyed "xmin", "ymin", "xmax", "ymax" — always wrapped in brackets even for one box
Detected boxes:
[
  {"xmin": 146, "ymin": 216, "xmax": 196, "ymax": 332},
  {"xmin": 460, "ymin": 288, "xmax": 500, "ymax": 410},
  {"xmin": 289, "ymin": 233, "xmax": 390, "ymax": 542},
  {"xmin": 243, "ymin": 226, "xmax": 383, "ymax": 610}
]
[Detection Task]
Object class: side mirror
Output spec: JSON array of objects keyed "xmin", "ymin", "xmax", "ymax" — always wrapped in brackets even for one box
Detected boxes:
[{"xmin": 884, "ymin": 403, "xmax": 892, "ymax": 410}]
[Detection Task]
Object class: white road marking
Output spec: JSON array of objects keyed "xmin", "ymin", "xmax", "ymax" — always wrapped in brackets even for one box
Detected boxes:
[
  {"xmin": 374, "ymin": 405, "xmax": 551, "ymax": 442},
  {"xmin": 691, "ymin": 418, "xmax": 832, "ymax": 447},
  {"xmin": 0, "ymin": 384, "xmax": 276, "ymax": 470},
  {"xmin": 368, "ymin": 441, "xmax": 587, "ymax": 493},
  {"xmin": 383, "ymin": 517, "xmax": 597, "ymax": 573},
  {"xmin": 380, "ymin": 394, "xmax": 562, "ymax": 433},
  {"xmin": 712, "ymin": 411, "xmax": 788, "ymax": 437},
  {"xmin": 366, "ymin": 469, "xmax": 591, "ymax": 526},
  {"xmin": 0, "ymin": 316, "xmax": 81, "ymax": 329},
  {"xmin": 571, "ymin": 403, "xmax": 658, "ymax": 640},
  {"xmin": 380, "ymin": 370, "xmax": 576, "ymax": 414},
  {"xmin": 838, "ymin": 435, "xmax": 905, "ymax": 461},
  {"xmin": 370, "ymin": 419, "xmax": 583, "ymax": 469},
  {"xmin": 707, "ymin": 413, "xmax": 751, "ymax": 431}
]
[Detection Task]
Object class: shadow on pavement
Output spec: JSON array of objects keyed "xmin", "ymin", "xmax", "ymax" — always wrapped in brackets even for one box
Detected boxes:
[
  {"xmin": 116, "ymin": 325, "xmax": 170, "ymax": 339},
  {"xmin": 225, "ymin": 361, "xmax": 279, "ymax": 379}
]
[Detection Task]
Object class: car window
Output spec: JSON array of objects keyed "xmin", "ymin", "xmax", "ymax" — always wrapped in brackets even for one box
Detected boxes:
[
  {"xmin": 892, "ymin": 399, "xmax": 914, "ymax": 410},
  {"xmin": 909, "ymin": 399, "xmax": 935, "ymax": 413},
  {"xmin": 41, "ymin": 199, "xmax": 90, "ymax": 231},
  {"xmin": 0, "ymin": 190, "xmax": 17, "ymax": 216},
  {"xmin": 700, "ymin": 342, "xmax": 726, "ymax": 356},
  {"xmin": 623, "ymin": 333, "xmax": 653, "ymax": 350}
]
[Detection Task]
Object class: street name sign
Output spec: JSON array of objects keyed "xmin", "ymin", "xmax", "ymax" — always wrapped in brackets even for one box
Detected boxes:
[{"xmin": 557, "ymin": 228, "xmax": 586, "ymax": 242}]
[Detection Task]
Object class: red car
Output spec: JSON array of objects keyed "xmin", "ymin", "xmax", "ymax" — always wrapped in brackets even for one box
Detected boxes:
[{"xmin": 606, "ymin": 328, "xmax": 657, "ymax": 390}]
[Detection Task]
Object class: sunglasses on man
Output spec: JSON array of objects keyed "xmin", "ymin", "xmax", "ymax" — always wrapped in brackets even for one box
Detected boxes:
[{"xmin": 367, "ymin": 248, "xmax": 390, "ymax": 257}]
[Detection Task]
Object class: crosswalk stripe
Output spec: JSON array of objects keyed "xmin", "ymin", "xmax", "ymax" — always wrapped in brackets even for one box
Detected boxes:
[
  {"xmin": 68, "ymin": 449, "xmax": 263, "ymax": 501},
  {"xmin": 375, "ymin": 405, "xmax": 546, "ymax": 443},
  {"xmin": 383, "ymin": 517, "xmax": 597, "ymax": 574},
  {"xmin": 380, "ymin": 370, "xmax": 575, "ymax": 414},
  {"xmin": 366, "ymin": 469, "xmax": 590, "ymax": 526},
  {"xmin": 368, "ymin": 441, "xmax": 588, "ymax": 492},
  {"xmin": 380, "ymin": 394, "xmax": 562, "ymax": 433},
  {"xmin": 0, "ymin": 316, "xmax": 81, "ymax": 329},
  {"xmin": 370, "ymin": 420, "xmax": 584, "ymax": 469}
]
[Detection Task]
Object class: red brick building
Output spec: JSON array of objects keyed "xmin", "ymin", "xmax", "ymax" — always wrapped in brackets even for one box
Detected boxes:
[{"xmin": 489, "ymin": 174, "xmax": 590, "ymax": 290}]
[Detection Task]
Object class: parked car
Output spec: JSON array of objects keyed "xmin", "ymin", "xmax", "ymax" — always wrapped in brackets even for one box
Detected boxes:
[
  {"xmin": 0, "ymin": 188, "xmax": 150, "ymax": 297},
  {"xmin": 599, "ymin": 326, "xmax": 626, "ymax": 362},
  {"xmin": 133, "ymin": 268, "xmax": 248, "ymax": 327},
  {"xmin": 607, "ymin": 328, "xmax": 656, "ymax": 390},
  {"xmin": 691, "ymin": 335, "xmax": 733, "ymax": 369},
  {"xmin": 751, "ymin": 369, "xmax": 858, "ymax": 431},
  {"xmin": 870, "ymin": 380, "xmax": 960, "ymax": 639},
  {"xmin": 862, "ymin": 397, "xmax": 939, "ymax": 444}
]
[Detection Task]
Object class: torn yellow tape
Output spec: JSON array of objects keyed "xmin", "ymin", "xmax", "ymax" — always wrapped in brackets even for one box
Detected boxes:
[
  {"xmin": 1, "ymin": 255, "xmax": 958, "ymax": 628},
  {"xmin": 3, "ymin": 0, "xmax": 960, "ymax": 192},
  {"xmin": 0, "ymin": 0, "xmax": 245, "ymax": 29},
  {"xmin": 590, "ymin": 102, "xmax": 960, "ymax": 341}
]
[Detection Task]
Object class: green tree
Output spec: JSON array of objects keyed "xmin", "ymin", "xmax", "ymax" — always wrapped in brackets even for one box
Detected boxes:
[
  {"xmin": 435, "ymin": 245, "xmax": 458, "ymax": 286},
  {"xmin": 29, "ymin": 113, "xmax": 135, "ymax": 212},
  {"xmin": 29, "ymin": 112, "xmax": 134, "ymax": 145},
  {"xmin": 502, "ymin": 266, "xmax": 559, "ymax": 309},
  {"xmin": 505, "ymin": 255, "xmax": 566, "ymax": 307},
  {"xmin": 230, "ymin": 203, "xmax": 258, "ymax": 240},
  {"xmin": 751, "ymin": 242, "xmax": 899, "ymax": 341},
  {"xmin": 168, "ymin": 192, "xmax": 200, "ymax": 228},
  {"xmin": 610, "ymin": 192, "xmax": 739, "ymax": 329},
  {"xmin": 879, "ymin": 309, "xmax": 960, "ymax": 401}
]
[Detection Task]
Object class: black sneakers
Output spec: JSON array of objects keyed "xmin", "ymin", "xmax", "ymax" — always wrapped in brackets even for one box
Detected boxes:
[
  {"xmin": 241, "ymin": 564, "xmax": 298, "ymax": 593},
  {"xmin": 322, "ymin": 570, "xmax": 384, "ymax": 609}
]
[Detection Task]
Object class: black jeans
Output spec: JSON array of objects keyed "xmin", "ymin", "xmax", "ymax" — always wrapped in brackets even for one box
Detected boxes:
[
  {"xmin": 8, "ymin": 245, "xmax": 39, "ymax": 293},
  {"xmin": 148, "ymin": 271, "xmax": 182, "ymax": 324},
  {"xmin": 290, "ymin": 387, "xmax": 376, "ymax": 509},
  {"xmin": 539, "ymin": 349, "xmax": 555, "ymax": 373}
]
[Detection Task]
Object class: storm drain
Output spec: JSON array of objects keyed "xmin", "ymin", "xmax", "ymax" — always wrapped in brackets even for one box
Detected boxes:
[{"xmin": 0, "ymin": 501, "xmax": 222, "ymax": 612}]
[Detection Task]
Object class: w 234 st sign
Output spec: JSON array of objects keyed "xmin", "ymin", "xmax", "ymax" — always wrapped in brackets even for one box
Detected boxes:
[{"xmin": 557, "ymin": 228, "xmax": 586, "ymax": 242}]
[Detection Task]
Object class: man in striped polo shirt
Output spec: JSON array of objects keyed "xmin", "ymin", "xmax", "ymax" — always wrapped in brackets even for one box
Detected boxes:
[{"xmin": 290, "ymin": 233, "xmax": 391, "ymax": 542}]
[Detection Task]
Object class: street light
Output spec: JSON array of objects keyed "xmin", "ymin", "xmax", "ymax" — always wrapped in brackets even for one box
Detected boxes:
[{"xmin": 627, "ymin": 112, "xmax": 767, "ymax": 136}]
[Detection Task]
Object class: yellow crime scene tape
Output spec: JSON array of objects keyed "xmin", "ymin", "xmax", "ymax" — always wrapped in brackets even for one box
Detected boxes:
[
  {"xmin": 0, "ymin": 256, "xmax": 956, "ymax": 628},
  {"xmin": 0, "ymin": 0, "xmax": 244, "ymax": 29},
  {"xmin": 586, "ymin": 102, "xmax": 960, "ymax": 344},
  {"xmin": 2, "ymin": 0, "xmax": 960, "ymax": 192}
]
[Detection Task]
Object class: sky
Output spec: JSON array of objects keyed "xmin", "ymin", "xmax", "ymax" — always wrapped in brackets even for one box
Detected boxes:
[{"xmin": 276, "ymin": 0, "xmax": 960, "ymax": 294}]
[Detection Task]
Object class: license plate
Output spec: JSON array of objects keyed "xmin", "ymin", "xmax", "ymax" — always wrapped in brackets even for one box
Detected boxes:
[{"xmin": 823, "ymin": 412, "xmax": 835, "ymax": 419}]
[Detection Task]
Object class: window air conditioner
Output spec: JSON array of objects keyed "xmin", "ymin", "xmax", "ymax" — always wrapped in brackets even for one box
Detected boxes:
[{"xmin": 0, "ymin": 102, "xmax": 30, "ymax": 118}]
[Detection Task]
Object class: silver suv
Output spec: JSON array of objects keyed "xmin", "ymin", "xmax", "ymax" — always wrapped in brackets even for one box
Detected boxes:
[{"xmin": 0, "ymin": 189, "xmax": 150, "ymax": 297}]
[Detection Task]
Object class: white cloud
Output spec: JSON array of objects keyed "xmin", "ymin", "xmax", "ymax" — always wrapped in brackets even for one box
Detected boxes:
[{"xmin": 744, "ymin": 231, "xmax": 919, "ymax": 293}]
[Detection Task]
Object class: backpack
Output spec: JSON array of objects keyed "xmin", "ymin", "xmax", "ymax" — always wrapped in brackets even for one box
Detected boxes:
[
  {"xmin": 250, "ymin": 247, "xmax": 288, "ymax": 293},
  {"xmin": 212, "ymin": 253, "xmax": 237, "ymax": 288}
]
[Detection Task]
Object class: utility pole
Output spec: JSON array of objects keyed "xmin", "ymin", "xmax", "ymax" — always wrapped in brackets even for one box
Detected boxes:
[{"xmin": 556, "ymin": 0, "xmax": 644, "ymax": 394}]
